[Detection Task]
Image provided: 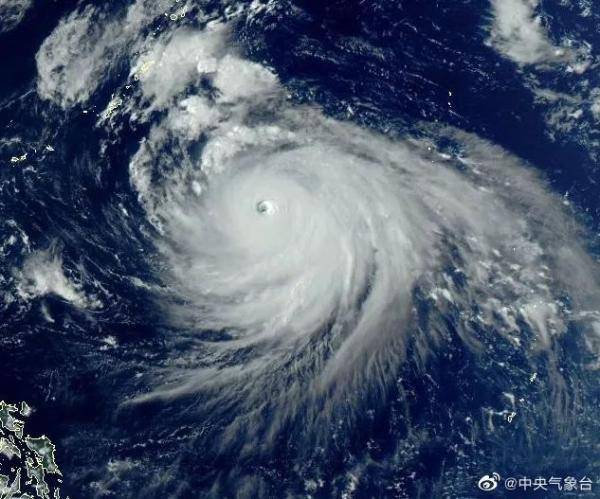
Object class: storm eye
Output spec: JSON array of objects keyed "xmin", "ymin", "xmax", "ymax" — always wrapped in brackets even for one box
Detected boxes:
[{"xmin": 256, "ymin": 200, "xmax": 276, "ymax": 215}]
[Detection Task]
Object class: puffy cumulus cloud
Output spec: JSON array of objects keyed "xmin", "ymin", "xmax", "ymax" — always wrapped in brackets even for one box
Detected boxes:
[
  {"xmin": 36, "ymin": 5, "xmax": 115, "ymax": 108},
  {"xmin": 167, "ymin": 95, "xmax": 222, "ymax": 140},
  {"xmin": 213, "ymin": 54, "xmax": 279, "ymax": 102},
  {"xmin": 35, "ymin": 0, "xmax": 185, "ymax": 108},
  {"xmin": 487, "ymin": 0, "xmax": 590, "ymax": 71},
  {"xmin": 131, "ymin": 23, "xmax": 228, "ymax": 111},
  {"xmin": 488, "ymin": 0, "xmax": 562, "ymax": 65},
  {"xmin": 16, "ymin": 247, "xmax": 101, "ymax": 309},
  {"xmin": 486, "ymin": 0, "xmax": 600, "ymax": 158},
  {"xmin": 129, "ymin": 23, "xmax": 279, "ymax": 113}
]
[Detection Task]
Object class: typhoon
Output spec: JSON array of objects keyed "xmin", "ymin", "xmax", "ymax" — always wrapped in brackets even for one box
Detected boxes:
[
  {"xmin": 127, "ymin": 16, "xmax": 600, "ymax": 494},
  {"xmin": 1, "ymin": 0, "xmax": 600, "ymax": 498}
]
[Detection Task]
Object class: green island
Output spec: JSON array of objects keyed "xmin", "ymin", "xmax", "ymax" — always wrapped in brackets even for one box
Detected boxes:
[{"xmin": 0, "ymin": 401, "xmax": 67, "ymax": 499}]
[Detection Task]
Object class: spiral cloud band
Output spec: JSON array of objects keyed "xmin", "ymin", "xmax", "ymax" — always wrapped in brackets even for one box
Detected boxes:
[{"xmin": 90, "ymin": 18, "xmax": 600, "ymax": 455}]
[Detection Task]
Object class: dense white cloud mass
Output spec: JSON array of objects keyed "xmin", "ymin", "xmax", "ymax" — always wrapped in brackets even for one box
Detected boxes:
[
  {"xmin": 16, "ymin": 248, "xmax": 101, "ymax": 309},
  {"xmin": 36, "ymin": 5, "xmax": 112, "ymax": 108},
  {"xmin": 488, "ymin": 0, "xmax": 564, "ymax": 66},
  {"xmin": 0, "ymin": 0, "xmax": 32, "ymax": 33},
  {"xmin": 35, "ymin": 0, "xmax": 192, "ymax": 108},
  {"xmin": 487, "ymin": 0, "xmax": 591, "ymax": 70}
]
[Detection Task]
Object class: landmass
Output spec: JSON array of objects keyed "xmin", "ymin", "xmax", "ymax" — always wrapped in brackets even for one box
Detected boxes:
[{"xmin": 0, "ymin": 401, "xmax": 67, "ymax": 499}]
